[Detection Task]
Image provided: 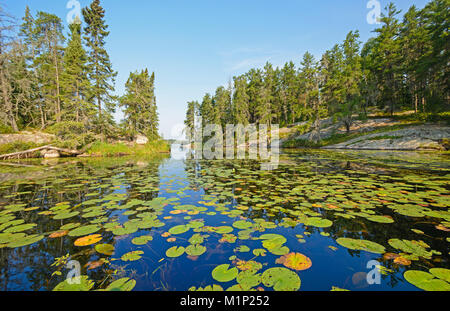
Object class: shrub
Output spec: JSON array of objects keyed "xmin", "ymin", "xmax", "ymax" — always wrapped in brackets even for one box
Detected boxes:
[
  {"xmin": 46, "ymin": 121, "xmax": 96, "ymax": 150},
  {"xmin": 0, "ymin": 141, "xmax": 41, "ymax": 155},
  {"xmin": 0, "ymin": 123, "xmax": 14, "ymax": 134}
]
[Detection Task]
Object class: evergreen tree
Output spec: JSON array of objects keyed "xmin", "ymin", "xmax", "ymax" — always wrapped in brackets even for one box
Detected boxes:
[
  {"xmin": 120, "ymin": 69, "xmax": 159, "ymax": 141},
  {"xmin": 33, "ymin": 12, "xmax": 65, "ymax": 124},
  {"xmin": 62, "ymin": 19, "xmax": 94, "ymax": 124},
  {"xmin": 232, "ymin": 75, "xmax": 250, "ymax": 125},
  {"xmin": 372, "ymin": 3, "xmax": 402, "ymax": 115},
  {"xmin": 82, "ymin": 0, "xmax": 117, "ymax": 133}
]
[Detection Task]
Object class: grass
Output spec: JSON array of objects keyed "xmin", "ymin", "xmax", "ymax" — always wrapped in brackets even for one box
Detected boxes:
[
  {"xmin": 368, "ymin": 111, "xmax": 450, "ymax": 125},
  {"xmin": 282, "ymin": 122, "xmax": 422, "ymax": 148},
  {"xmin": 86, "ymin": 140, "xmax": 170, "ymax": 157},
  {"xmin": 0, "ymin": 141, "xmax": 45, "ymax": 155}
]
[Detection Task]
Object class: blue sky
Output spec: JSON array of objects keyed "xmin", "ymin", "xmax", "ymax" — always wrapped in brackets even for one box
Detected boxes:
[{"xmin": 4, "ymin": 0, "xmax": 430, "ymax": 138}]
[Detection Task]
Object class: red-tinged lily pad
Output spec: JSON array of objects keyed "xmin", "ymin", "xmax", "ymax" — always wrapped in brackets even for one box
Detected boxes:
[
  {"xmin": 394, "ymin": 256, "xmax": 411, "ymax": 266},
  {"xmin": 74, "ymin": 234, "xmax": 102, "ymax": 246},
  {"xmin": 275, "ymin": 252, "xmax": 312, "ymax": 271},
  {"xmin": 49, "ymin": 230, "xmax": 69, "ymax": 238}
]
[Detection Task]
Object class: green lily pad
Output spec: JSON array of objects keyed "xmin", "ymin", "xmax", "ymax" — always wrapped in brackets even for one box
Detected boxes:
[
  {"xmin": 166, "ymin": 246, "xmax": 185, "ymax": 257},
  {"xmin": 95, "ymin": 243, "xmax": 115, "ymax": 256},
  {"xmin": 185, "ymin": 244, "xmax": 206, "ymax": 256},
  {"xmin": 212, "ymin": 264, "xmax": 238, "ymax": 282},
  {"xmin": 404, "ymin": 270, "xmax": 450, "ymax": 291},
  {"xmin": 336, "ymin": 238, "xmax": 386, "ymax": 254},
  {"xmin": 7, "ymin": 234, "xmax": 44, "ymax": 248},
  {"xmin": 261, "ymin": 267, "xmax": 301, "ymax": 291},
  {"xmin": 168, "ymin": 225, "xmax": 190, "ymax": 235},
  {"xmin": 232, "ymin": 220, "xmax": 253, "ymax": 229},
  {"xmin": 131, "ymin": 235, "xmax": 153, "ymax": 245},
  {"xmin": 68, "ymin": 225, "xmax": 101, "ymax": 237},
  {"xmin": 53, "ymin": 276, "xmax": 94, "ymax": 291},
  {"xmin": 121, "ymin": 250, "xmax": 144, "ymax": 261},
  {"xmin": 104, "ymin": 278, "xmax": 136, "ymax": 291}
]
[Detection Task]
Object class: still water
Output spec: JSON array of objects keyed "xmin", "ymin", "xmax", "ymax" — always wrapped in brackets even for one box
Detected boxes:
[{"xmin": 0, "ymin": 145, "xmax": 449, "ymax": 291}]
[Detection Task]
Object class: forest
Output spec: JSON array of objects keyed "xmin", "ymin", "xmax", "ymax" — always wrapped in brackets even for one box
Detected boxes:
[
  {"xmin": 185, "ymin": 0, "xmax": 449, "ymax": 143},
  {"xmin": 0, "ymin": 0, "xmax": 160, "ymax": 151}
]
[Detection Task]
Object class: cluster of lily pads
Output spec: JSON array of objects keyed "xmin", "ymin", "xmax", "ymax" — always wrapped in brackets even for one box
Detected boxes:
[{"xmin": 0, "ymin": 152, "xmax": 449, "ymax": 291}]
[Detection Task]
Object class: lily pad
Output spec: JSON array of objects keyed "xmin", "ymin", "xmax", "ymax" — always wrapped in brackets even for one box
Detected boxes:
[
  {"xmin": 166, "ymin": 246, "xmax": 185, "ymax": 257},
  {"xmin": 121, "ymin": 250, "xmax": 144, "ymax": 261},
  {"xmin": 53, "ymin": 276, "xmax": 94, "ymax": 291},
  {"xmin": 404, "ymin": 270, "xmax": 450, "ymax": 291},
  {"xmin": 95, "ymin": 243, "xmax": 115, "ymax": 256},
  {"xmin": 74, "ymin": 234, "xmax": 102, "ymax": 246},
  {"xmin": 261, "ymin": 267, "xmax": 301, "ymax": 291},
  {"xmin": 275, "ymin": 253, "xmax": 312, "ymax": 271},
  {"xmin": 336, "ymin": 238, "xmax": 386, "ymax": 254},
  {"xmin": 212, "ymin": 264, "xmax": 239, "ymax": 282}
]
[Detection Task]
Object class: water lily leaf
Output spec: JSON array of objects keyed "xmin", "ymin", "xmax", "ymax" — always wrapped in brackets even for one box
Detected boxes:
[
  {"xmin": 68, "ymin": 225, "xmax": 101, "ymax": 237},
  {"xmin": 121, "ymin": 250, "xmax": 144, "ymax": 261},
  {"xmin": 404, "ymin": 270, "xmax": 450, "ymax": 291},
  {"xmin": 304, "ymin": 217, "xmax": 333, "ymax": 228},
  {"xmin": 236, "ymin": 260, "xmax": 262, "ymax": 272},
  {"xmin": 74, "ymin": 234, "xmax": 102, "ymax": 246},
  {"xmin": 393, "ymin": 256, "xmax": 411, "ymax": 266},
  {"xmin": 429, "ymin": 268, "xmax": 450, "ymax": 283},
  {"xmin": 185, "ymin": 244, "xmax": 206, "ymax": 256},
  {"xmin": 53, "ymin": 275, "xmax": 94, "ymax": 291},
  {"xmin": 188, "ymin": 233, "xmax": 205, "ymax": 244},
  {"xmin": 168, "ymin": 225, "xmax": 190, "ymax": 235},
  {"xmin": 189, "ymin": 284, "xmax": 223, "ymax": 291},
  {"xmin": 336, "ymin": 238, "xmax": 385, "ymax": 254},
  {"xmin": 261, "ymin": 267, "xmax": 301, "ymax": 291},
  {"xmin": 53, "ymin": 211, "xmax": 80, "ymax": 220},
  {"xmin": 211, "ymin": 264, "xmax": 238, "ymax": 282},
  {"xmin": 49, "ymin": 230, "xmax": 69, "ymax": 238},
  {"xmin": 95, "ymin": 243, "xmax": 115, "ymax": 256},
  {"xmin": 166, "ymin": 246, "xmax": 185, "ymax": 257},
  {"xmin": 331, "ymin": 286, "xmax": 350, "ymax": 291},
  {"xmin": 213, "ymin": 226, "xmax": 233, "ymax": 234},
  {"xmin": 104, "ymin": 278, "xmax": 136, "ymax": 291},
  {"xmin": 253, "ymin": 249, "xmax": 267, "ymax": 256},
  {"xmin": 4, "ymin": 223, "xmax": 36, "ymax": 233},
  {"xmin": 236, "ymin": 270, "xmax": 261, "ymax": 289},
  {"xmin": 276, "ymin": 253, "xmax": 312, "ymax": 271},
  {"xmin": 232, "ymin": 220, "xmax": 253, "ymax": 229},
  {"xmin": 388, "ymin": 239, "xmax": 436, "ymax": 259},
  {"xmin": 7, "ymin": 234, "xmax": 44, "ymax": 248},
  {"xmin": 131, "ymin": 235, "xmax": 153, "ymax": 245},
  {"xmin": 235, "ymin": 245, "xmax": 250, "ymax": 253}
]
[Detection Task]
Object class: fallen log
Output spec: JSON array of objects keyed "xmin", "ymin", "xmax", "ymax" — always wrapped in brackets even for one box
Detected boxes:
[
  {"xmin": 0, "ymin": 162, "xmax": 38, "ymax": 168},
  {"xmin": 0, "ymin": 145, "xmax": 82, "ymax": 160}
]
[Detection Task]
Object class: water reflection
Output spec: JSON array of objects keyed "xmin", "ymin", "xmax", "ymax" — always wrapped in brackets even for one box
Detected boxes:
[{"xmin": 0, "ymin": 149, "xmax": 448, "ymax": 291}]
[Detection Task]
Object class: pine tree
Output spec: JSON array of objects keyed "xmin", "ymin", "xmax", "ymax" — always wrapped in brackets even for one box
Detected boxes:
[
  {"xmin": 199, "ymin": 93, "xmax": 214, "ymax": 127},
  {"xmin": 232, "ymin": 75, "xmax": 249, "ymax": 125},
  {"xmin": 299, "ymin": 52, "xmax": 321, "ymax": 141},
  {"xmin": 33, "ymin": 11, "xmax": 65, "ymax": 124},
  {"xmin": 184, "ymin": 100, "xmax": 198, "ymax": 142},
  {"xmin": 120, "ymin": 69, "xmax": 159, "ymax": 141},
  {"xmin": 82, "ymin": 0, "xmax": 117, "ymax": 133},
  {"xmin": 0, "ymin": 4, "xmax": 19, "ymax": 131},
  {"xmin": 62, "ymin": 20, "xmax": 94, "ymax": 124},
  {"xmin": 372, "ymin": 3, "xmax": 402, "ymax": 115}
]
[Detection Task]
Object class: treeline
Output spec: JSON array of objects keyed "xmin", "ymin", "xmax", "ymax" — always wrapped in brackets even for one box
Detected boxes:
[
  {"xmin": 0, "ymin": 0, "xmax": 159, "ymax": 142},
  {"xmin": 185, "ymin": 1, "xmax": 449, "ymax": 140}
]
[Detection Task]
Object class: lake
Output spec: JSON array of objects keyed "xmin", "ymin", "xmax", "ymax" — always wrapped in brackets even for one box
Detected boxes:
[{"xmin": 0, "ymin": 145, "xmax": 449, "ymax": 291}]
